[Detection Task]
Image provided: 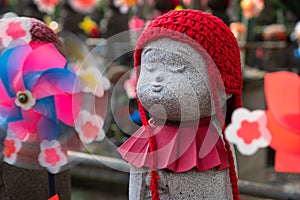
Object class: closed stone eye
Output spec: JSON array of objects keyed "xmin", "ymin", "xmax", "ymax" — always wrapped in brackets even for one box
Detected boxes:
[
  {"xmin": 169, "ymin": 65, "xmax": 186, "ymax": 73},
  {"xmin": 144, "ymin": 64, "xmax": 156, "ymax": 72}
]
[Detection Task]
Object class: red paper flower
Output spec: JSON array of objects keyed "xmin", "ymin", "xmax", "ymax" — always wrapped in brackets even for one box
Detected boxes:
[
  {"xmin": 33, "ymin": 0, "xmax": 59, "ymax": 14},
  {"xmin": 0, "ymin": 18, "xmax": 32, "ymax": 47},
  {"xmin": 45, "ymin": 148, "xmax": 60, "ymax": 167},
  {"xmin": 75, "ymin": 110, "xmax": 105, "ymax": 144},
  {"xmin": 6, "ymin": 22, "xmax": 26, "ymax": 40},
  {"xmin": 237, "ymin": 121, "xmax": 261, "ymax": 144},
  {"xmin": 38, "ymin": 140, "xmax": 67, "ymax": 173},
  {"xmin": 2, "ymin": 135, "xmax": 22, "ymax": 165},
  {"xmin": 129, "ymin": 16, "xmax": 145, "ymax": 30},
  {"xmin": 68, "ymin": 0, "xmax": 98, "ymax": 13},
  {"xmin": 4, "ymin": 139, "xmax": 16, "ymax": 158},
  {"xmin": 225, "ymin": 108, "xmax": 271, "ymax": 155},
  {"xmin": 81, "ymin": 121, "xmax": 99, "ymax": 140},
  {"xmin": 240, "ymin": 0, "xmax": 264, "ymax": 19},
  {"xmin": 114, "ymin": 0, "xmax": 139, "ymax": 14}
]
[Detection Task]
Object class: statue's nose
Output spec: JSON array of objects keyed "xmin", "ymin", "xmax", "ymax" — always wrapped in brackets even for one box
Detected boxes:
[{"xmin": 155, "ymin": 75, "xmax": 164, "ymax": 82}]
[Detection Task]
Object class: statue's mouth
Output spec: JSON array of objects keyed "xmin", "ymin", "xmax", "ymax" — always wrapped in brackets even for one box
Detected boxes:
[{"xmin": 152, "ymin": 84, "xmax": 163, "ymax": 92}]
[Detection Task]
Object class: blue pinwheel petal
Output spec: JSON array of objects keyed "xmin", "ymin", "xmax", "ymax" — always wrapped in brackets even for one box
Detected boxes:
[
  {"xmin": 37, "ymin": 116, "xmax": 60, "ymax": 141},
  {"xmin": 35, "ymin": 96, "xmax": 61, "ymax": 141},
  {"xmin": 0, "ymin": 45, "xmax": 32, "ymax": 97},
  {"xmin": 23, "ymin": 68, "xmax": 81, "ymax": 95},
  {"xmin": 0, "ymin": 105, "xmax": 22, "ymax": 125},
  {"xmin": 34, "ymin": 96, "xmax": 57, "ymax": 121}
]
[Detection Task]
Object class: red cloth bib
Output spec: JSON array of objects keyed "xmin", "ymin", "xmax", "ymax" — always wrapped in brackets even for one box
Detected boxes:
[{"xmin": 118, "ymin": 118, "xmax": 229, "ymax": 172}]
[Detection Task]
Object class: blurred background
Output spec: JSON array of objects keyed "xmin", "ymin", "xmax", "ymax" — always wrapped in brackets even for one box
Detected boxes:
[{"xmin": 1, "ymin": 0, "xmax": 300, "ymax": 199}]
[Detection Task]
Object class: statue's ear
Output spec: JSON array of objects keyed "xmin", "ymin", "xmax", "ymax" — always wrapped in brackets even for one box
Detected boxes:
[{"xmin": 226, "ymin": 94, "xmax": 232, "ymax": 100}]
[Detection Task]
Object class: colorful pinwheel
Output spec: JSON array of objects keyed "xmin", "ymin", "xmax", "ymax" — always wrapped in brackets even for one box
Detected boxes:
[{"xmin": 0, "ymin": 43, "xmax": 81, "ymax": 173}]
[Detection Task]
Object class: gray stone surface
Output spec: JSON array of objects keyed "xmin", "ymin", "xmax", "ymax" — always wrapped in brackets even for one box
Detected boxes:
[{"xmin": 130, "ymin": 166, "xmax": 232, "ymax": 200}]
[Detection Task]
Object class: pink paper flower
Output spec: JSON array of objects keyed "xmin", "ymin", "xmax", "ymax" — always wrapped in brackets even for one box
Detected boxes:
[
  {"xmin": 75, "ymin": 110, "xmax": 105, "ymax": 144},
  {"xmin": 262, "ymin": 24, "xmax": 286, "ymax": 41},
  {"xmin": 129, "ymin": 16, "xmax": 145, "ymax": 30},
  {"xmin": 0, "ymin": 18, "xmax": 32, "ymax": 48},
  {"xmin": 225, "ymin": 108, "xmax": 271, "ymax": 155},
  {"xmin": 3, "ymin": 134, "xmax": 22, "ymax": 165},
  {"xmin": 114, "ymin": 0, "xmax": 138, "ymax": 14},
  {"xmin": 38, "ymin": 140, "xmax": 67, "ymax": 173},
  {"xmin": 182, "ymin": 0, "xmax": 191, "ymax": 6},
  {"xmin": 68, "ymin": 0, "xmax": 98, "ymax": 14},
  {"xmin": 6, "ymin": 22, "xmax": 26, "ymax": 39},
  {"xmin": 230, "ymin": 22, "xmax": 246, "ymax": 39},
  {"xmin": 240, "ymin": 0, "xmax": 264, "ymax": 19},
  {"xmin": 124, "ymin": 70, "xmax": 137, "ymax": 99},
  {"xmin": 33, "ymin": 0, "xmax": 59, "ymax": 14},
  {"xmin": 77, "ymin": 67, "xmax": 110, "ymax": 97}
]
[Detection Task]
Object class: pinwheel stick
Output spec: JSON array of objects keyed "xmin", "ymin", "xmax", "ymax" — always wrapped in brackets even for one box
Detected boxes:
[{"xmin": 48, "ymin": 172, "xmax": 57, "ymax": 199}]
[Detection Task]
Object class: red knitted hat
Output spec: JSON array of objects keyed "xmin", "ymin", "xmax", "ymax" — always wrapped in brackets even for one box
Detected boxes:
[
  {"xmin": 134, "ymin": 9, "xmax": 242, "ymax": 200},
  {"xmin": 135, "ymin": 9, "xmax": 242, "ymax": 114}
]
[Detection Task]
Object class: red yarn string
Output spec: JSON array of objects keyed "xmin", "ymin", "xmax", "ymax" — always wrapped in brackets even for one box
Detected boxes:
[
  {"xmin": 136, "ymin": 98, "xmax": 160, "ymax": 200},
  {"xmin": 208, "ymin": 65, "xmax": 240, "ymax": 200}
]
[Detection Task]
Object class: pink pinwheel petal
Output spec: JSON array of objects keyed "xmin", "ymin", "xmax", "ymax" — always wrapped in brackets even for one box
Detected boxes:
[
  {"xmin": 265, "ymin": 72, "xmax": 300, "ymax": 134},
  {"xmin": 0, "ymin": 80, "xmax": 14, "ymax": 107},
  {"xmin": 54, "ymin": 93, "xmax": 81, "ymax": 126},
  {"xmin": 22, "ymin": 43, "xmax": 66, "ymax": 74},
  {"xmin": 7, "ymin": 45, "xmax": 32, "ymax": 93},
  {"xmin": 31, "ymin": 80, "xmax": 59, "ymax": 99},
  {"xmin": 8, "ymin": 109, "xmax": 42, "ymax": 141},
  {"xmin": 12, "ymin": 71, "xmax": 26, "ymax": 93}
]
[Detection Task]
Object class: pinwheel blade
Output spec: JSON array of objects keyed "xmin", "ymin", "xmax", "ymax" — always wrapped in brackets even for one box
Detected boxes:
[
  {"xmin": 0, "ymin": 105, "xmax": 22, "ymax": 125},
  {"xmin": 24, "ymin": 68, "xmax": 81, "ymax": 99},
  {"xmin": 7, "ymin": 109, "xmax": 42, "ymax": 141},
  {"xmin": 0, "ymin": 45, "xmax": 31, "ymax": 97},
  {"xmin": 22, "ymin": 43, "xmax": 66, "ymax": 74},
  {"xmin": 34, "ymin": 96, "xmax": 57, "ymax": 121},
  {"xmin": 37, "ymin": 116, "xmax": 60, "ymax": 141}
]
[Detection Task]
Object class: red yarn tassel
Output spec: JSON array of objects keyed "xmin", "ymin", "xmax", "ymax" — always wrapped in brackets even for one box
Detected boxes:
[
  {"xmin": 208, "ymin": 66, "xmax": 241, "ymax": 200},
  {"xmin": 150, "ymin": 171, "xmax": 161, "ymax": 200},
  {"xmin": 223, "ymin": 128, "xmax": 241, "ymax": 200},
  {"xmin": 137, "ymin": 98, "xmax": 161, "ymax": 200}
]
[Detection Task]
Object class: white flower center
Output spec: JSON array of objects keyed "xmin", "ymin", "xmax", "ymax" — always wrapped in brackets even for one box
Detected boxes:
[{"xmin": 15, "ymin": 90, "xmax": 36, "ymax": 111}]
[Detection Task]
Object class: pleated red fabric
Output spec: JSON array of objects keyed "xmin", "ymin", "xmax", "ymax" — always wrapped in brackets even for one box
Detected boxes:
[{"xmin": 118, "ymin": 117, "xmax": 229, "ymax": 172}]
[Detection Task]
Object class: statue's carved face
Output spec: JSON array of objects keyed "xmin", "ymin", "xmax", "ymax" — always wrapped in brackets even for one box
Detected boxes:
[{"xmin": 137, "ymin": 38, "xmax": 227, "ymax": 122}]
